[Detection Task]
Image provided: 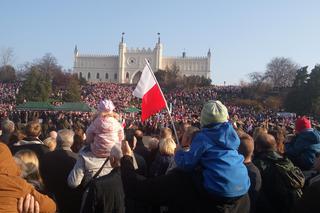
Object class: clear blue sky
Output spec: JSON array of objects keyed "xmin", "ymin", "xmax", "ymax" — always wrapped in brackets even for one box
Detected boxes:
[{"xmin": 1, "ymin": 0, "xmax": 320, "ymax": 85}]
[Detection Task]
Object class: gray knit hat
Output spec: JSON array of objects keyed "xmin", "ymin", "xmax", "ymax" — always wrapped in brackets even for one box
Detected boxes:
[{"xmin": 200, "ymin": 100, "xmax": 229, "ymax": 127}]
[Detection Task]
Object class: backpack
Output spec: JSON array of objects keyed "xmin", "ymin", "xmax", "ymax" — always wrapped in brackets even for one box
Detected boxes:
[{"xmin": 263, "ymin": 156, "xmax": 305, "ymax": 212}]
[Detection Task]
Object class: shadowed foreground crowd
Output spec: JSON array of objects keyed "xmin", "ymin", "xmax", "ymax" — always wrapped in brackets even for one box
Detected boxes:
[{"xmin": 1, "ymin": 98, "xmax": 320, "ymax": 213}]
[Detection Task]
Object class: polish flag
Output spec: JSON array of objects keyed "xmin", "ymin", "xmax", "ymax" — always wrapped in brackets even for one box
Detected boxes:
[{"xmin": 133, "ymin": 63, "xmax": 167, "ymax": 121}]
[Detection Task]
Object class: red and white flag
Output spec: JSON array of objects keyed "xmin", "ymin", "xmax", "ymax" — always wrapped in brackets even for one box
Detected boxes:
[{"xmin": 133, "ymin": 63, "xmax": 167, "ymax": 121}]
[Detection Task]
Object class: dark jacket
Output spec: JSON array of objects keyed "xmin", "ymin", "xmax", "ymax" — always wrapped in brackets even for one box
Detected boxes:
[
  {"xmin": 150, "ymin": 152, "xmax": 174, "ymax": 177},
  {"xmin": 120, "ymin": 155, "xmax": 202, "ymax": 213},
  {"xmin": 134, "ymin": 140, "xmax": 151, "ymax": 166},
  {"xmin": 245, "ymin": 162, "xmax": 262, "ymax": 213},
  {"xmin": 134, "ymin": 153, "xmax": 147, "ymax": 176},
  {"xmin": 40, "ymin": 149, "xmax": 82, "ymax": 213},
  {"xmin": 293, "ymin": 180, "xmax": 320, "ymax": 213},
  {"xmin": 82, "ymin": 167, "xmax": 125, "ymax": 213},
  {"xmin": 286, "ymin": 129, "xmax": 320, "ymax": 170},
  {"xmin": 253, "ymin": 151, "xmax": 303, "ymax": 213},
  {"xmin": 10, "ymin": 137, "xmax": 50, "ymax": 163}
]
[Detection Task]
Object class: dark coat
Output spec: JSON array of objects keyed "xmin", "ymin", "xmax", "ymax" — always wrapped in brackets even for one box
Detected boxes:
[
  {"xmin": 293, "ymin": 180, "xmax": 320, "ymax": 213},
  {"xmin": 10, "ymin": 137, "xmax": 50, "ymax": 163},
  {"xmin": 149, "ymin": 152, "xmax": 174, "ymax": 177},
  {"xmin": 40, "ymin": 149, "xmax": 82, "ymax": 213},
  {"xmin": 134, "ymin": 152, "xmax": 147, "ymax": 176},
  {"xmin": 82, "ymin": 167, "xmax": 125, "ymax": 213},
  {"xmin": 120, "ymin": 155, "xmax": 202, "ymax": 213},
  {"xmin": 286, "ymin": 129, "xmax": 320, "ymax": 170},
  {"xmin": 134, "ymin": 140, "xmax": 151, "ymax": 164},
  {"xmin": 245, "ymin": 162, "xmax": 262, "ymax": 213}
]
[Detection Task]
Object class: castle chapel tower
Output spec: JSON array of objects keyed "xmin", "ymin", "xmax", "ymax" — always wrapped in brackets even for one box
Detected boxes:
[
  {"xmin": 118, "ymin": 32, "xmax": 126, "ymax": 83},
  {"xmin": 155, "ymin": 33, "xmax": 162, "ymax": 70}
]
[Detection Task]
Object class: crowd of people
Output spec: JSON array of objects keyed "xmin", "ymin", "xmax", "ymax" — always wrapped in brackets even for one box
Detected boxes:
[{"xmin": 1, "ymin": 82, "xmax": 320, "ymax": 212}]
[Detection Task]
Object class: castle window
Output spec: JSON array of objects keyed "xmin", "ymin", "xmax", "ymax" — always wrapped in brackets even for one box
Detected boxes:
[
  {"xmin": 96, "ymin": 73, "xmax": 100, "ymax": 79},
  {"xmin": 105, "ymin": 73, "xmax": 109, "ymax": 79},
  {"xmin": 126, "ymin": 72, "xmax": 129, "ymax": 79},
  {"xmin": 114, "ymin": 73, "xmax": 118, "ymax": 80},
  {"xmin": 88, "ymin": 72, "xmax": 91, "ymax": 79}
]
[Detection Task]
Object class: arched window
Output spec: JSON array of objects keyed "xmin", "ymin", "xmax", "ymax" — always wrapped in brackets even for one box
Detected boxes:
[
  {"xmin": 88, "ymin": 72, "xmax": 91, "ymax": 79},
  {"xmin": 126, "ymin": 72, "xmax": 129, "ymax": 79},
  {"xmin": 96, "ymin": 73, "xmax": 100, "ymax": 79},
  {"xmin": 79, "ymin": 72, "xmax": 82, "ymax": 78},
  {"xmin": 114, "ymin": 73, "xmax": 118, "ymax": 80},
  {"xmin": 105, "ymin": 73, "xmax": 109, "ymax": 79}
]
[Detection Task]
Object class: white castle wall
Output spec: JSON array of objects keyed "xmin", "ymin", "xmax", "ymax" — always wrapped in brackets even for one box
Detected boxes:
[{"xmin": 73, "ymin": 42, "xmax": 211, "ymax": 83}]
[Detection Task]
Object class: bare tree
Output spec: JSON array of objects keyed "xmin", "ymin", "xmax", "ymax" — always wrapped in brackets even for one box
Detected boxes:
[
  {"xmin": 265, "ymin": 57, "xmax": 299, "ymax": 88},
  {"xmin": 248, "ymin": 72, "xmax": 265, "ymax": 86},
  {"xmin": 0, "ymin": 47, "xmax": 14, "ymax": 66}
]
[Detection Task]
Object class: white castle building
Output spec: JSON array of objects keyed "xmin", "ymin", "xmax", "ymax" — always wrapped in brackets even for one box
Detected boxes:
[{"xmin": 73, "ymin": 34, "xmax": 211, "ymax": 84}]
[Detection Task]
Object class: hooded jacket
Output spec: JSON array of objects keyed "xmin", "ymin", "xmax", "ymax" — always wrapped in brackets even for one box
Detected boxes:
[
  {"xmin": 86, "ymin": 116, "xmax": 124, "ymax": 158},
  {"xmin": 0, "ymin": 143, "xmax": 56, "ymax": 213},
  {"xmin": 285, "ymin": 129, "xmax": 320, "ymax": 170},
  {"xmin": 175, "ymin": 122, "xmax": 250, "ymax": 198}
]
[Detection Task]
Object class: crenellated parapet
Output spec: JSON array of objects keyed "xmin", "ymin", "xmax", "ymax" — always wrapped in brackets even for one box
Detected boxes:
[
  {"xmin": 77, "ymin": 54, "xmax": 118, "ymax": 58},
  {"xmin": 126, "ymin": 47, "xmax": 154, "ymax": 53}
]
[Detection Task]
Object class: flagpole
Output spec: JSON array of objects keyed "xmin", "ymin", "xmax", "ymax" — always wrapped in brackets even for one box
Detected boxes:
[{"xmin": 144, "ymin": 59, "xmax": 180, "ymax": 144}]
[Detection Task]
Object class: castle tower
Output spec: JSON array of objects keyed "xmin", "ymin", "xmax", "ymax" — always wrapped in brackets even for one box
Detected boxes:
[
  {"xmin": 73, "ymin": 45, "xmax": 78, "ymax": 74},
  {"xmin": 207, "ymin": 48, "xmax": 211, "ymax": 78},
  {"xmin": 118, "ymin": 32, "xmax": 126, "ymax": 83},
  {"xmin": 155, "ymin": 33, "xmax": 163, "ymax": 70}
]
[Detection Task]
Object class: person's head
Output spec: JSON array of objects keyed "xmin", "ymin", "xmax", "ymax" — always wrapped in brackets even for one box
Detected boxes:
[
  {"xmin": 8, "ymin": 129, "xmax": 26, "ymax": 145},
  {"xmin": 200, "ymin": 100, "xmax": 229, "ymax": 127},
  {"xmin": 1, "ymin": 119, "xmax": 15, "ymax": 134},
  {"xmin": 98, "ymin": 99, "xmax": 115, "ymax": 113},
  {"xmin": 181, "ymin": 126, "xmax": 199, "ymax": 147},
  {"xmin": 110, "ymin": 145, "xmax": 123, "ymax": 168},
  {"xmin": 254, "ymin": 133, "xmax": 277, "ymax": 153},
  {"xmin": 14, "ymin": 150, "xmax": 42, "ymax": 185},
  {"xmin": 177, "ymin": 122, "xmax": 191, "ymax": 141},
  {"xmin": 43, "ymin": 137, "xmax": 57, "ymax": 151},
  {"xmin": 159, "ymin": 138, "xmax": 176, "ymax": 156},
  {"xmin": 14, "ymin": 149, "xmax": 39, "ymax": 169},
  {"xmin": 134, "ymin": 129, "xmax": 144, "ymax": 141},
  {"xmin": 160, "ymin": 127, "xmax": 173, "ymax": 139},
  {"xmin": 295, "ymin": 116, "xmax": 312, "ymax": 133},
  {"xmin": 48, "ymin": 131, "xmax": 57, "ymax": 139},
  {"xmin": 253, "ymin": 127, "xmax": 268, "ymax": 141},
  {"xmin": 25, "ymin": 121, "xmax": 41, "ymax": 138},
  {"xmin": 125, "ymin": 129, "xmax": 137, "ymax": 150},
  {"xmin": 71, "ymin": 128, "xmax": 85, "ymax": 153},
  {"xmin": 238, "ymin": 133, "xmax": 254, "ymax": 162},
  {"xmin": 56, "ymin": 129, "xmax": 75, "ymax": 150},
  {"xmin": 269, "ymin": 126, "xmax": 286, "ymax": 154}
]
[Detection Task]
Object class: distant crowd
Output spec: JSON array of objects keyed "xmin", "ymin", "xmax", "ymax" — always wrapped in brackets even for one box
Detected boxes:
[{"xmin": 1, "ymin": 82, "xmax": 320, "ymax": 212}]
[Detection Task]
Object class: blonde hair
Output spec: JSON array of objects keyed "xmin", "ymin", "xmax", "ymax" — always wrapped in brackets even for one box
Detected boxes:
[
  {"xmin": 160, "ymin": 127, "xmax": 173, "ymax": 139},
  {"xmin": 43, "ymin": 137, "xmax": 57, "ymax": 151},
  {"xmin": 14, "ymin": 149, "xmax": 39, "ymax": 169},
  {"xmin": 159, "ymin": 138, "xmax": 176, "ymax": 156}
]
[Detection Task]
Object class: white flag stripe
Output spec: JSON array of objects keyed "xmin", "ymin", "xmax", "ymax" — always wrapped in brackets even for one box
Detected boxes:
[{"xmin": 132, "ymin": 64, "xmax": 156, "ymax": 98}]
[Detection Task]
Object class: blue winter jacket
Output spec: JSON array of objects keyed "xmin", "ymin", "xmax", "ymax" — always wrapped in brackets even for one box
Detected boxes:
[
  {"xmin": 175, "ymin": 122, "xmax": 250, "ymax": 198},
  {"xmin": 285, "ymin": 129, "xmax": 320, "ymax": 170}
]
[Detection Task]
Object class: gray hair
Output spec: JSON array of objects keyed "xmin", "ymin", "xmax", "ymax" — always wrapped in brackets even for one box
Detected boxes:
[
  {"xmin": 1, "ymin": 119, "xmax": 15, "ymax": 134},
  {"xmin": 110, "ymin": 145, "xmax": 123, "ymax": 160},
  {"xmin": 57, "ymin": 129, "xmax": 74, "ymax": 149}
]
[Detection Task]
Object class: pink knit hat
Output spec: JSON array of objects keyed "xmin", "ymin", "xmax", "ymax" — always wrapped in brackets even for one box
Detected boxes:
[{"xmin": 97, "ymin": 99, "xmax": 115, "ymax": 112}]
